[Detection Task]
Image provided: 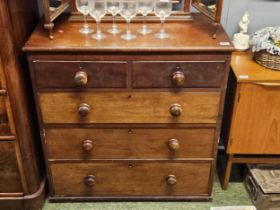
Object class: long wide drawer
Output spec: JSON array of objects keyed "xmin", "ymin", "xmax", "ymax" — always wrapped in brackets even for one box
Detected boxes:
[
  {"xmin": 50, "ymin": 161, "xmax": 212, "ymax": 196},
  {"xmin": 32, "ymin": 61, "xmax": 128, "ymax": 89},
  {"xmin": 46, "ymin": 128, "xmax": 215, "ymax": 159},
  {"xmin": 39, "ymin": 91, "xmax": 220, "ymax": 124},
  {"xmin": 132, "ymin": 61, "xmax": 225, "ymax": 88}
]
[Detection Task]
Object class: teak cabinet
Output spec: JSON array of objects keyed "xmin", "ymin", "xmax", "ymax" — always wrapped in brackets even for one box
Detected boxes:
[
  {"xmin": 221, "ymin": 52, "xmax": 280, "ymax": 189},
  {"xmin": 24, "ymin": 13, "xmax": 233, "ymax": 201},
  {"xmin": 0, "ymin": 0, "xmax": 45, "ymax": 209}
]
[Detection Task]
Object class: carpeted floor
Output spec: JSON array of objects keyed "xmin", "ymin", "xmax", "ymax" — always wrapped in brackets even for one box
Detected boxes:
[{"xmin": 42, "ymin": 178, "xmax": 252, "ymax": 210}]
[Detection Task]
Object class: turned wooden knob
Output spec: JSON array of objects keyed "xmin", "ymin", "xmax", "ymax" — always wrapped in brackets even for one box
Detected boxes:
[
  {"xmin": 84, "ymin": 175, "xmax": 96, "ymax": 187},
  {"xmin": 168, "ymin": 139, "xmax": 180, "ymax": 151},
  {"xmin": 75, "ymin": 71, "xmax": 88, "ymax": 87},
  {"xmin": 82, "ymin": 140, "xmax": 93, "ymax": 151},
  {"xmin": 78, "ymin": 103, "xmax": 90, "ymax": 117},
  {"xmin": 166, "ymin": 175, "xmax": 177, "ymax": 186},
  {"xmin": 172, "ymin": 70, "xmax": 185, "ymax": 87},
  {"xmin": 169, "ymin": 104, "xmax": 182, "ymax": 117}
]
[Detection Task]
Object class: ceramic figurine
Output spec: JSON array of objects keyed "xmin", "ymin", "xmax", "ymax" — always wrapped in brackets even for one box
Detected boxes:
[{"xmin": 232, "ymin": 12, "xmax": 250, "ymax": 51}]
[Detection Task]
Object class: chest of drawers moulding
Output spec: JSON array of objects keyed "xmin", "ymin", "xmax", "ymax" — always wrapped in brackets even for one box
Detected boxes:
[{"xmin": 24, "ymin": 13, "xmax": 233, "ymax": 201}]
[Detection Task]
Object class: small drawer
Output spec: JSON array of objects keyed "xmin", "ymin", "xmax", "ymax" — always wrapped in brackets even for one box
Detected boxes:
[
  {"xmin": 39, "ymin": 91, "xmax": 220, "ymax": 124},
  {"xmin": 50, "ymin": 161, "xmax": 212, "ymax": 196},
  {"xmin": 33, "ymin": 61, "xmax": 127, "ymax": 89},
  {"xmin": 46, "ymin": 128, "xmax": 215, "ymax": 159},
  {"xmin": 0, "ymin": 141, "xmax": 22, "ymax": 193},
  {"xmin": 132, "ymin": 61, "xmax": 225, "ymax": 88}
]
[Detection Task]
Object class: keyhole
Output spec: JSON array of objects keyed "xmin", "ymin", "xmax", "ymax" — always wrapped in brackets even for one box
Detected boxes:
[{"xmin": 128, "ymin": 164, "xmax": 134, "ymax": 169}]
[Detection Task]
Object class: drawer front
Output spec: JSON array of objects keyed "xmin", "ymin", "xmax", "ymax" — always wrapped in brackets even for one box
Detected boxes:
[
  {"xmin": 51, "ymin": 161, "xmax": 212, "ymax": 196},
  {"xmin": 0, "ymin": 141, "xmax": 22, "ymax": 193},
  {"xmin": 132, "ymin": 61, "xmax": 225, "ymax": 88},
  {"xmin": 46, "ymin": 128, "xmax": 215, "ymax": 159},
  {"xmin": 39, "ymin": 91, "xmax": 220, "ymax": 124},
  {"xmin": 33, "ymin": 61, "xmax": 127, "ymax": 89}
]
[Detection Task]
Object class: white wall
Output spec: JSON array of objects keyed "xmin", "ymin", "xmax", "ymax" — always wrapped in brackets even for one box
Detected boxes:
[{"xmin": 221, "ymin": 0, "xmax": 280, "ymax": 38}]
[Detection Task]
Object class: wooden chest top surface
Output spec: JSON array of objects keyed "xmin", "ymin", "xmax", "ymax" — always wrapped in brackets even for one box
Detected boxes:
[
  {"xmin": 23, "ymin": 14, "xmax": 233, "ymax": 53},
  {"xmin": 231, "ymin": 51, "xmax": 280, "ymax": 83}
]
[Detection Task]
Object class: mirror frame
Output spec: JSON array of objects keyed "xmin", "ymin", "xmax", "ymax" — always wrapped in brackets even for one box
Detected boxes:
[{"xmin": 191, "ymin": 0, "xmax": 223, "ymax": 23}]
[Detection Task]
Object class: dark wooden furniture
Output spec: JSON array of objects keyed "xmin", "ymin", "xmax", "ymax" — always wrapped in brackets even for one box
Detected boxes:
[
  {"xmin": 220, "ymin": 51, "xmax": 280, "ymax": 190},
  {"xmin": 24, "ymin": 13, "xmax": 233, "ymax": 201},
  {"xmin": 0, "ymin": 0, "xmax": 45, "ymax": 209}
]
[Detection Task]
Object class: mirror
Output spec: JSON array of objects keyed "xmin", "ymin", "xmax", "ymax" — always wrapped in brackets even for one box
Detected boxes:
[{"xmin": 191, "ymin": 0, "xmax": 223, "ymax": 23}]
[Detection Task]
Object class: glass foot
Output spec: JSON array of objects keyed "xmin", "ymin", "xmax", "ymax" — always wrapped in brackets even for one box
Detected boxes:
[
  {"xmin": 138, "ymin": 26, "xmax": 152, "ymax": 35},
  {"xmin": 108, "ymin": 27, "xmax": 122, "ymax": 34},
  {"xmin": 121, "ymin": 33, "xmax": 136, "ymax": 40},
  {"xmin": 79, "ymin": 27, "xmax": 94, "ymax": 34},
  {"xmin": 91, "ymin": 32, "xmax": 107, "ymax": 40},
  {"xmin": 154, "ymin": 32, "xmax": 170, "ymax": 39}
]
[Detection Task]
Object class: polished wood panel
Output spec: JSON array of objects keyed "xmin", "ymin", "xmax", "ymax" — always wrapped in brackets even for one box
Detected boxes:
[
  {"xmin": 0, "ymin": 0, "xmax": 45, "ymax": 208},
  {"xmin": 39, "ymin": 91, "xmax": 220, "ymax": 124},
  {"xmin": 46, "ymin": 128, "xmax": 215, "ymax": 159},
  {"xmin": 23, "ymin": 14, "xmax": 234, "ymax": 53},
  {"xmin": 220, "ymin": 52, "xmax": 280, "ymax": 190},
  {"xmin": 0, "ymin": 96, "xmax": 11, "ymax": 136},
  {"xmin": 231, "ymin": 51, "xmax": 280, "ymax": 82},
  {"xmin": 0, "ymin": 141, "xmax": 22, "ymax": 193},
  {"xmin": 51, "ymin": 161, "xmax": 212, "ymax": 196},
  {"xmin": 228, "ymin": 83, "xmax": 280, "ymax": 154},
  {"xmin": 33, "ymin": 61, "xmax": 127, "ymax": 89},
  {"xmin": 132, "ymin": 61, "xmax": 225, "ymax": 88}
]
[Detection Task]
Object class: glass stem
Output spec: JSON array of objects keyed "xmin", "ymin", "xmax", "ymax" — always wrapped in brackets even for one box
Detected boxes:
[
  {"xmin": 127, "ymin": 20, "xmax": 131, "ymax": 35},
  {"xmin": 143, "ymin": 17, "xmax": 147, "ymax": 29},
  {"xmin": 112, "ymin": 15, "xmax": 117, "ymax": 29},
  {"xmin": 96, "ymin": 20, "xmax": 101, "ymax": 36},
  {"xmin": 160, "ymin": 18, "xmax": 165, "ymax": 34},
  {"xmin": 84, "ymin": 15, "xmax": 89, "ymax": 29}
]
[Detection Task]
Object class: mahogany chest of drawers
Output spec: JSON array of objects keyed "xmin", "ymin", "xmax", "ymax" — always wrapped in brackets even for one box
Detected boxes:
[{"xmin": 24, "ymin": 14, "xmax": 233, "ymax": 201}]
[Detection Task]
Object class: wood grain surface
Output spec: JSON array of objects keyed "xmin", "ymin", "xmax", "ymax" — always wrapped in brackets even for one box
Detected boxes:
[
  {"xmin": 46, "ymin": 128, "xmax": 215, "ymax": 159},
  {"xmin": 39, "ymin": 91, "xmax": 220, "ymax": 124},
  {"xmin": 231, "ymin": 51, "xmax": 280, "ymax": 83},
  {"xmin": 50, "ymin": 160, "xmax": 212, "ymax": 196},
  {"xmin": 0, "ymin": 141, "xmax": 22, "ymax": 193},
  {"xmin": 228, "ymin": 83, "xmax": 280, "ymax": 154},
  {"xmin": 132, "ymin": 61, "xmax": 225, "ymax": 88},
  {"xmin": 23, "ymin": 14, "xmax": 233, "ymax": 53},
  {"xmin": 33, "ymin": 61, "xmax": 127, "ymax": 89}
]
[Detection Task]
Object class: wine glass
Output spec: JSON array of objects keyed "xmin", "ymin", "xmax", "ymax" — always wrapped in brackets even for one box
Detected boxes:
[
  {"xmin": 137, "ymin": 0, "xmax": 154, "ymax": 35},
  {"xmin": 88, "ymin": 0, "xmax": 107, "ymax": 40},
  {"xmin": 76, "ymin": 0, "xmax": 94, "ymax": 34},
  {"xmin": 107, "ymin": 0, "xmax": 123, "ymax": 34},
  {"xmin": 120, "ymin": 0, "xmax": 138, "ymax": 40},
  {"xmin": 154, "ymin": 0, "xmax": 172, "ymax": 39}
]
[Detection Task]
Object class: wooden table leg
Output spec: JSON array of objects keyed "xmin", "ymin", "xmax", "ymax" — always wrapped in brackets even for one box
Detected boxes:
[{"xmin": 222, "ymin": 154, "xmax": 234, "ymax": 190}]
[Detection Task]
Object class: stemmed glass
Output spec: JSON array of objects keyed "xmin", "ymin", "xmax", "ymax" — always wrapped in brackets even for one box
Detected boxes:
[
  {"xmin": 107, "ymin": 0, "xmax": 123, "ymax": 34},
  {"xmin": 120, "ymin": 0, "xmax": 138, "ymax": 40},
  {"xmin": 154, "ymin": 0, "xmax": 172, "ymax": 39},
  {"xmin": 137, "ymin": 0, "xmax": 154, "ymax": 35},
  {"xmin": 88, "ymin": 0, "xmax": 107, "ymax": 40},
  {"xmin": 76, "ymin": 0, "xmax": 94, "ymax": 34}
]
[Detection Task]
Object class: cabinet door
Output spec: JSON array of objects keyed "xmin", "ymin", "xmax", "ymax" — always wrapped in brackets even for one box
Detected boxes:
[
  {"xmin": 228, "ymin": 83, "xmax": 280, "ymax": 154},
  {"xmin": 0, "ymin": 141, "xmax": 23, "ymax": 193}
]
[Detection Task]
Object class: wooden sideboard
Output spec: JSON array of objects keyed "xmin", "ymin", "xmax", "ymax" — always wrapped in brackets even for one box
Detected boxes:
[
  {"xmin": 220, "ymin": 51, "xmax": 280, "ymax": 189},
  {"xmin": 24, "ymin": 13, "xmax": 233, "ymax": 201},
  {"xmin": 0, "ymin": 0, "xmax": 45, "ymax": 209}
]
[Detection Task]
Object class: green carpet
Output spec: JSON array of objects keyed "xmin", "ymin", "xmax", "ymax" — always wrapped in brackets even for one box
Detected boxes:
[{"xmin": 42, "ymin": 178, "xmax": 252, "ymax": 210}]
